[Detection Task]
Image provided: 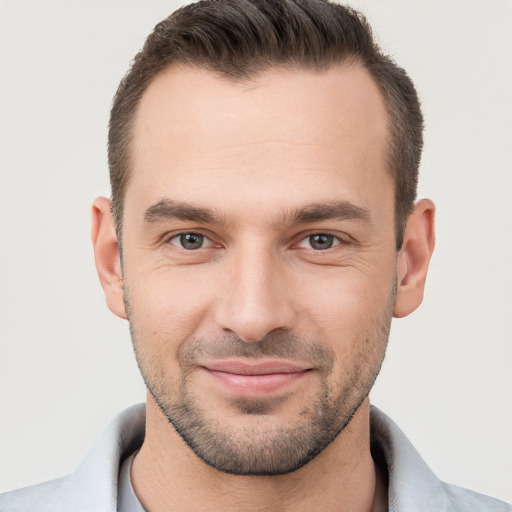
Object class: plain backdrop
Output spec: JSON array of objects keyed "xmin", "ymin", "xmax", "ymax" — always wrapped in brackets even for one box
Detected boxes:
[{"xmin": 1, "ymin": 0, "xmax": 511, "ymax": 503}]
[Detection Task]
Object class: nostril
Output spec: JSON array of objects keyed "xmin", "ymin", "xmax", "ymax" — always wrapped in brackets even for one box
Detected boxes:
[{"xmin": 215, "ymin": 303, "xmax": 295, "ymax": 343}]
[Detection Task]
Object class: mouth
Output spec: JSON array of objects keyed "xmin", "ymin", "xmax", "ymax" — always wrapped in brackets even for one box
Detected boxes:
[{"xmin": 200, "ymin": 360, "xmax": 312, "ymax": 396}]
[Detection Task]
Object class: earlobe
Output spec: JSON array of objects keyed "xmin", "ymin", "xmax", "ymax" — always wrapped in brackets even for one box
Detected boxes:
[
  {"xmin": 91, "ymin": 197, "xmax": 127, "ymax": 319},
  {"xmin": 394, "ymin": 199, "xmax": 436, "ymax": 318}
]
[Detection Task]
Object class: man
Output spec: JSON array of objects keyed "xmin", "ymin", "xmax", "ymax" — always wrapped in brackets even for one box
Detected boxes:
[{"xmin": 1, "ymin": 1, "xmax": 510, "ymax": 511}]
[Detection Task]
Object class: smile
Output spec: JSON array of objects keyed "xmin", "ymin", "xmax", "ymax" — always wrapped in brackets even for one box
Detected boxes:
[{"xmin": 201, "ymin": 360, "xmax": 312, "ymax": 396}]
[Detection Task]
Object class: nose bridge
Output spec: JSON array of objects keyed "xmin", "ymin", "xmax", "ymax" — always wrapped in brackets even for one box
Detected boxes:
[{"xmin": 215, "ymin": 241, "xmax": 295, "ymax": 342}]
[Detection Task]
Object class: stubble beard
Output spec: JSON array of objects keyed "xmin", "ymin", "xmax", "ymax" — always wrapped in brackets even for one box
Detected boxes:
[{"xmin": 126, "ymin": 289, "xmax": 394, "ymax": 476}]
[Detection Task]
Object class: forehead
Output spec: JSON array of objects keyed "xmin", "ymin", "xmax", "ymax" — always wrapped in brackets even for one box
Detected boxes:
[
  {"xmin": 127, "ymin": 64, "xmax": 391, "ymax": 220},
  {"xmin": 133, "ymin": 63, "xmax": 389, "ymax": 155}
]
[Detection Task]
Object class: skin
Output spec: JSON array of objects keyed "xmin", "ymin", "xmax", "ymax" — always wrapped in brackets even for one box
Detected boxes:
[{"xmin": 92, "ymin": 65, "xmax": 435, "ymax": 511}]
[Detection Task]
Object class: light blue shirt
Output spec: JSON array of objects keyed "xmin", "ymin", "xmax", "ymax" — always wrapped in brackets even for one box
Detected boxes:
[
  {"xmin": 1, "ymin": 404, "xmax": 510, "ymax": 511},
  {"xmin": 117, "ymin": 452, "xmax": 144, "ymax": 512}
]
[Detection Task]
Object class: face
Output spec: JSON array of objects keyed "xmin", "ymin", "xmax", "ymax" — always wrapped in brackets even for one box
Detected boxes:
[{"xmin": 121, "ymin": 65, "xmax": 398, "ymax": 475}]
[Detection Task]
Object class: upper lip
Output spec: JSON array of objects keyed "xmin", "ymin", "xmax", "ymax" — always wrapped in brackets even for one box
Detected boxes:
[{"xmin": 202, "ymin": 360, "xmax": 310, "ymax": 375}]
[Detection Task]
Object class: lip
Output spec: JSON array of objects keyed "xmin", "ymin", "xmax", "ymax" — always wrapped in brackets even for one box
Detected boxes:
[{"xmin": 201, "ymin": 360, "xmax": 312, "ymax": 396}]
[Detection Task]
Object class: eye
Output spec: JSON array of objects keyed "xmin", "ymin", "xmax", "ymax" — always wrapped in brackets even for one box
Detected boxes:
[
  {"xmin": 298, "ymin": 233, "xmax": 341, "ymax": 251},
  {"xmin": 169, "ymin": 232, "xmax": 212, "ymax": 250}
]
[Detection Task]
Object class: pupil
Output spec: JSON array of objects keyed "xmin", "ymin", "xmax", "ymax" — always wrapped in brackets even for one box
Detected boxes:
[
  {"xmin": 181, "ymin": 233, "xmax": 203, "ymax": 249},
  {"xmin": 310, "ymin": 234, "xmax": 333, "ymax": 250}
]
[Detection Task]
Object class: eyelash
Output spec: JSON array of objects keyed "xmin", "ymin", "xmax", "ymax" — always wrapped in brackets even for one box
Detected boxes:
[
  {"xmin": 164, "ymin": 230, "xmax": 350, "ymax": 252},
  {"xmin": 165, "ymin": 231, "xmax": 215, "ymax": 250},
  {"xmin": 296, "ymin": 232, "xmax": 345, "ymax": 251}
]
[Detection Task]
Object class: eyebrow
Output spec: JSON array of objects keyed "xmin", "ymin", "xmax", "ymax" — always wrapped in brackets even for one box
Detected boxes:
[
  {"xmin": 143, "ymin": 199, "xmax": 225, "ymax": 224},
  {"xmin": 280, "ymin": 201, "xmax": 371, "ymax": 225},
  {"xmin": 143, "ymin": 198, "xmax": 370, "ymax": 226}
]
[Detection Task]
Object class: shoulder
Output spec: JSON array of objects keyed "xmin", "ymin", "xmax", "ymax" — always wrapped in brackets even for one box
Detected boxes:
[
  {"xmin": 442, "ymin": 483, "xmax": 512, "ymax": 512},
  {"xmin": 369, "ymin": 405, "xmax": 511, "ymax": 512},
  {"xmin": 0, "ymin": 404, "xmax": 145, "ymax": 512},
  {"xmin": 0, "ymin": 478, "xmax": 67, "ymax": 512}
]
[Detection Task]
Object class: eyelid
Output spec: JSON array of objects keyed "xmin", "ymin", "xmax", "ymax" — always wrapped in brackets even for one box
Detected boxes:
[
  {"xmin": 160, "ymin": 229, "xmax": 352, "ymax": 250},
  {"xmin": 164, "ymin": 230, "xmax": 217, "ymax": 249},
  {"xmin": 294, "ymin": 230, "xmax": 351, "ymax": 249}
]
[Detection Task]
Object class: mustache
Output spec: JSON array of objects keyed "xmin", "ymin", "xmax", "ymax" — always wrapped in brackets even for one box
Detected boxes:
[{"xmin": 177, "ymin": 331, "xmax": 335, "ymax": 370}]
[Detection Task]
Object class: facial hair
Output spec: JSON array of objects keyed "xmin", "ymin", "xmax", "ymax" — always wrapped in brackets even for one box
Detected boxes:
[{"xmin": 126, "ymin": 286, "xmax": 394, "ymax": 476}]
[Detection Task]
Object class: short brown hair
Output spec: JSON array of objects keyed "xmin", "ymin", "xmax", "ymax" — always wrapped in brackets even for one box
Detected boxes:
[{"xmin": 108, "ymin": 0, "xmax": 423, "ymax": 248}]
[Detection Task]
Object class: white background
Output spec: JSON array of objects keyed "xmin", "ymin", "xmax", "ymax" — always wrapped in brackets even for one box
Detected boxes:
[{"xmin": 1, "ymin": 0, "xmax": 511, "ymax": 503}]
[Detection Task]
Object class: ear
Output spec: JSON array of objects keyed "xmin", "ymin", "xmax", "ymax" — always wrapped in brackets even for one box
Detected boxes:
[
  {"xmin": 394, "ymin": 199, "xmax": 436, "ymax": 318},
  {"xmin": 91, "ymin": 197, "xmax": 127, "ymax": 319}
]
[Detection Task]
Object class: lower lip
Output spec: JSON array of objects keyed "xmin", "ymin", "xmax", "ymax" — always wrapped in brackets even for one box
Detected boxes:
[{"xmin": 204, "ymin": 369, "xmax": 309, "ymax": 396}]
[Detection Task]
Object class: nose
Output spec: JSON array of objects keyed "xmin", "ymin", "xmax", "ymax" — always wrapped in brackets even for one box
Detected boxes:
[{"xmin": 214, "ymin": 246, "xmax": 296, "ymax": 342}]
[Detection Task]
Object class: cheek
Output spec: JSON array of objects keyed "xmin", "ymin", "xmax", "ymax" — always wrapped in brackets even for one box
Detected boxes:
[
  {"xmin": 297, "ymin": 268, "xmax": 395, "ymax": 349},
  {"xmin": 124, "ymin": 264, "xmax": 216, "ymax": 345},
  {"xmin": 303, "ymin": 277, "xmax": 393, "ymax": 398}
]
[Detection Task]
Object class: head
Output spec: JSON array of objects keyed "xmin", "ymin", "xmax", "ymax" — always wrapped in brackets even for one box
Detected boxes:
[
  {"xmin": 108, "ymin": 0, "xmax": 423, "ymax": 250},
  {"xmin": 93, "ymin": 0, "xmax": 434, "ymax": 477}
]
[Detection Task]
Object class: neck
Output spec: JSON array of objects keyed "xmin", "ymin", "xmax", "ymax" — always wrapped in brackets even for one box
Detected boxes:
[{"xmin": 131, "ymin": 396, "xmax": 385, "ymax": 512}]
